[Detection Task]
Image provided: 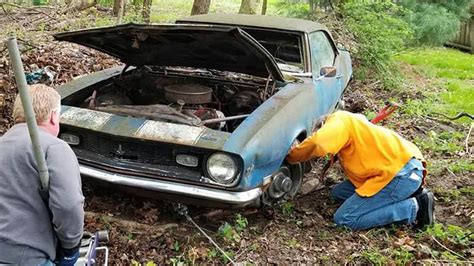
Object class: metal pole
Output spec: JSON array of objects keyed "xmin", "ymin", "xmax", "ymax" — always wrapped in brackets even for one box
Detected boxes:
[{"xmin": 7, "ymin": 37, "xmax": 49, "ymax": 190}]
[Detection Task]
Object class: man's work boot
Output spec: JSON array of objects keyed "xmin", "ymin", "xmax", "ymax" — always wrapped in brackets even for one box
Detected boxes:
[
  {"xmin": 415, "ymin": 189, "xmax": 434, "ymax": 228},
  {"xmin": 410, "ymin": 185, "xmax": 425, "ymax": 198}
]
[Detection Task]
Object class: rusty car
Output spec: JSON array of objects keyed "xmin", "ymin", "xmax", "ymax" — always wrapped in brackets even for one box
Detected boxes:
[{"xmin": 53, "ymin": 14, "xmax": 352, "ymax": 207}]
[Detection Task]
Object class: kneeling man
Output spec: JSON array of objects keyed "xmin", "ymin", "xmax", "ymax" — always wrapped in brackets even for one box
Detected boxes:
[{"xmin": 287, "ymin": 111, "xmax": 434, "ymax": 230}]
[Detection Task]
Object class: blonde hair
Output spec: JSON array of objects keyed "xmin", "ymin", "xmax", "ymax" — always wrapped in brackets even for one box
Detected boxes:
[{"xmin": 13, "ymin": 84, "xmax": 61, "ymax": 124}]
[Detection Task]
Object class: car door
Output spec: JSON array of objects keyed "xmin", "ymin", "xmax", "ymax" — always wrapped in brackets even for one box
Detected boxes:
[{"xmin": 309, "ymin": 31, "xmax": 342, "ymax": 114}]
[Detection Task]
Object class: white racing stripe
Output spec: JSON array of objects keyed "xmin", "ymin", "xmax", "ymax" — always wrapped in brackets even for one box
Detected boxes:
[
  {"xmin": 60, "ymin": 107, "xmax": 113, "ymax": 130},
  {"xmin": 135, "ymin": 120, "xmax": 204, "ymax": 145}
]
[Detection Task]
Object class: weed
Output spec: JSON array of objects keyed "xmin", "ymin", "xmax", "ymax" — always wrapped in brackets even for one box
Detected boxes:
[
  {"xmin": 219, "ymin": 250, "xmax": 236, "ymax": 264},
  {"xmin": 414, "ymin": 130, "xmax": 464, "ymax": 154},
  {"xmin": 218, "ymin": 222, "xmax": 241, "ymax": 244},
  {"xmin": 125, "ymin": 232, "xmax": 134, "ymax": 240},
  {"xmin": 234, "ymin": 213, "xmax": 248, "ymax": 232},
  {"xmin": 361, "ymin": 248, "xmax": 388, "ymax": 265},
  {"xmin": 433, "ymin": 188, "xmax": 462, "ymax": 202},
  {"xmin": 169, "ymin": 256, "xmax": 186, "ymax": 266},
  {"xmin": 207, "ymin": 248, "xmax": 218, "ymax": 260},
  {"xmin": 287, "ymin": 238, "xmax": 300, "ymax": 248},
  {"xmin": 440, "ymin": 251, "xmax": 459, "ymax": 261},
  {"xmin": 391, "ymin": 247, "xmax": 415, "ymax": 265},
  {"xmin": 281, "ymin": 201, "xmax": 295, "ymax": 216},
  {"xmin": 423, "ymin": 223, "xmax": 473, "ymax": 247},
  {"xmin": 173, "ymin": 240, "xmax": 180, "ymax": 252}
]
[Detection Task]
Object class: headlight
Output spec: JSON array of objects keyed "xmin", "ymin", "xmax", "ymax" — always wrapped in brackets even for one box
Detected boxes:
[{"xmin": 206, "ymin": 153, "xmax": 238, "ymax": 184}]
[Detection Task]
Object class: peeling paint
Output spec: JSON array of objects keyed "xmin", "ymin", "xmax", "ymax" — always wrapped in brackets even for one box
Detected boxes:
[
  {"xmin": 61, "ymin": 107, "xmax": 112, "ymax": 130},
  {"xmin": 134, "ymin": 120, "xmax": 205, "ymax": 145}
]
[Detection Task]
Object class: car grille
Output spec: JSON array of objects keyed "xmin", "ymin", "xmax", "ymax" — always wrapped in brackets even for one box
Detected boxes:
[
  {"xmin": 61, "ymin": 127, "xmax": 208, "ymax": 181},
  {"xmin": 82, "ymin": 133, "xmax": 177, "ymax": 165}
]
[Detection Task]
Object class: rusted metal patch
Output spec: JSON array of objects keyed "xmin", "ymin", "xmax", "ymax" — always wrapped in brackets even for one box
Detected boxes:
[
  {"xmin": 61, "ymin": 106, "xmax": 113, "ymax": 130},
  {"xmin": 134, "ymin": 120, "xmax": 205, "ymax": 145}
]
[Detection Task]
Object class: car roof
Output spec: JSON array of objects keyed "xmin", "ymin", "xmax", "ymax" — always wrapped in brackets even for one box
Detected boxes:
[{"xmin": 176, "ymin": 14, "xmax": 327, "ymax": 33}]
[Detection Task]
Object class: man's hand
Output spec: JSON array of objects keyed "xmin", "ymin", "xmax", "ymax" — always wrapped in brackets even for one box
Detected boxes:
[{"xmin": 57, "ymin": 246, "xmax": 80, "ymax": 266}]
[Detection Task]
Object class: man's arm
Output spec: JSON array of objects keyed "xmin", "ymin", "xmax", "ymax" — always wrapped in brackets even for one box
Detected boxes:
[
  {"xmin": 46, "ymin": 142, "xmax": 84, "ymax": 249},
  {"xmin": 286, "ymin": 115, "xmax": 349, "ymax": 164}
]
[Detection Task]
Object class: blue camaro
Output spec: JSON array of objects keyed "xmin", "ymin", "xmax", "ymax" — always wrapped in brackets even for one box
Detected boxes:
[{"xmin": 54, "ymin": 14, "xmax": 352, "ymax": 207}]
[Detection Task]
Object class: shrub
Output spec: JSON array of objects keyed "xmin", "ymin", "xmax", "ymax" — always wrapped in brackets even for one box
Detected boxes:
[
  {"xmin": 340, "ymin": 1, "xmax": 413, "ymax": 84},
  {"xmin": 400, "ymin": 0, "xmax": 473, "ymax": 46}
]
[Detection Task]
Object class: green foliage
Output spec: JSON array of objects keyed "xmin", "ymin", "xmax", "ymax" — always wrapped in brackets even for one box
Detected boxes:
[
  {"xmin": 414, "ymin": 130, "xmax": 464, "ymax": 154},
  {"xmin": 218, "ymin": 222, "xmax": 241, "ymax": 243},
  {"xmin": 424, "ymin": 223, "xmax": 473, "ymax": 247},
  {"xmin": 96, "ymin": 0, "xmax": 113, "ymax": 7},
  {"xmin": 399, "ymin": 0, "xmax": 473, "ymax": 45},
  {"xmin": 281, "ymin": 201, "xmax": 295, "ymax": 216},
  {"xmin": 219, "ymin": 250, "xmax": 236, "ymax": 264},
  {"xmin": 275, "ymin": 1, "xmax": 311, "ymax": 18},
  {"xmin": 361, "ymin": 248, "xmax": 388, "ymax": 265},
  {"xmin": 391, "ymin": 247, "xmax": 415, "ymax": 265},
  {"xmin": 234, "ymin": 213, "xmax": 248, "ymax": 232},
  {"xmin": 396, "ymin": 48, "xmax": 474, "ymax": 121},
  {"xmin": 169, "ymin": 256, "xmax": 186, "ymax": 266},
  {"xmin": 448, "ymin": 159, "xmax": 474, "ymax": 174},
  {"xmin": 341, "ymin": 1, "xmax": 413, "ymax": 85},
  {"xmin": 173, "ymin": 240, "xmax": 180, "ymax": 252}
]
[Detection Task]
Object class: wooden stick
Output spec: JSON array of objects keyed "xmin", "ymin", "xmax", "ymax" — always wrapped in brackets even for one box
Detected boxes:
[
  {"xmin": 466, "ymin": 123, "xmax": 473, "ymax": 154},
  {"xmin": 431, "ymin": 236, "xmax": 467, "ymax": 260},
  {"xmin": 85, "ymin": 211, "xmax": 178, "ymax": 232}
]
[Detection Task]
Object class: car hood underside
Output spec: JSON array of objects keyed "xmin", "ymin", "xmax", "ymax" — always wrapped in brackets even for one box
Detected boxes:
[{"xmin": 53, "ymin": 23, "xmax": 284, "ymax": 81}]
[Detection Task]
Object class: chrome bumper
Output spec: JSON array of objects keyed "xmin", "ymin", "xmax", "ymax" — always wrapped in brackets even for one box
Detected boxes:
[{"xmin": 80, "ymin": 165, "xmax": 262, "ymax": 205}]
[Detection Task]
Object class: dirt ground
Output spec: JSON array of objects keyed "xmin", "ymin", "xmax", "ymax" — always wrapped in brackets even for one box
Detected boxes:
[{"xmin": 1, "ymin": 7, "xmax": 472, "ymax": 265}]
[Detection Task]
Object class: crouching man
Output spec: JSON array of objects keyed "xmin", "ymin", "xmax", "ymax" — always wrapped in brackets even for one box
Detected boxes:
[
  {"xmin": 0, "ymin": 84, "xmax": 84, "ymax": 265},
  {"xmin": 287, "ymin": 111, "xmax": 434, "ymax": 231}
]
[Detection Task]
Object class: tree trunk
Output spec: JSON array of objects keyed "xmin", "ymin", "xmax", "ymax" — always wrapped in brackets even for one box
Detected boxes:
[
  {"xmin": 190, "ymin": 0, "xmax": 210, "ymax": 15},
  {"xmin": 239, "ymin": 0, "xmax": 256, "ymax": 14},
  {"xmin": 65, "ymin": 0, "xmax": 96, "ymax": 12},
  {"xmin": 142, "ymin": 0, "xmax": 152, "ymax": 23},
  {"xmin": 113, "ymin": 0, "xmax": 122, "ymax": 16},
  {"xmin": 116, "ymin": 0, "xmax": 124, "ymax": 24},
  {"xmin": 261, "ymin": 0, "xmax": 267, "ymax": 15}
]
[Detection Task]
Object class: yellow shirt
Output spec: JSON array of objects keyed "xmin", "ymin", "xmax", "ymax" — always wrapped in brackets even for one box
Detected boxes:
[{"xmin": 287, "ymin": 111, "xmax": 425, "ymax": 197}]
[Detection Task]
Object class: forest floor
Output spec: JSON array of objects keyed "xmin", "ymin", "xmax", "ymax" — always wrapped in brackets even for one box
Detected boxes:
[{"xmin": 0, "ymin": 3, "xmax": 472, "ymax": 265}]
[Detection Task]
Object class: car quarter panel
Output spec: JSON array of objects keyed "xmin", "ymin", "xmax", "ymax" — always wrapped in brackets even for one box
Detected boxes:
[{"xmin": 223, "ymin": 81, "xmax": 321, "ymax": 190}]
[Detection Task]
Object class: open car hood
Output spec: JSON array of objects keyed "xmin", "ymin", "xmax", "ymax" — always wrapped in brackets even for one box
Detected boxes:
[{"xmin": 54, "ymin": 23, "xmax": 284, "ymax": 81}]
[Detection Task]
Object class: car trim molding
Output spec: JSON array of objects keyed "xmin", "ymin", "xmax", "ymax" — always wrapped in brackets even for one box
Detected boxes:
[{"xmin": 80, "ymin": 165, "xmax": 262, "ymax": 204}]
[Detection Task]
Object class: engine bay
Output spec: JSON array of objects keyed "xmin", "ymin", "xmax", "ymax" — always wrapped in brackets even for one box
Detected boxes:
[{"xmin": 67, "ymin": 67, "xmax": 280, "ymax": 132}]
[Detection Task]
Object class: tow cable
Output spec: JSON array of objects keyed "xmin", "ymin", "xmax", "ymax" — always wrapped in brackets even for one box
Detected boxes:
[{"xmin": 174, "ymin": 204, "xmax": 236, "ymax": 265}]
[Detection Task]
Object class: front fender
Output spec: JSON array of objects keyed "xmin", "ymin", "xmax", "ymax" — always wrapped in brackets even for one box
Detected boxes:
[{"xmin": 223, "ymin": 82, "xmax": 319, "ymax": 190}]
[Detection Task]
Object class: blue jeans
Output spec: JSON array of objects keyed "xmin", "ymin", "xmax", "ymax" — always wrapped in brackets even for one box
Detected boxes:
[{"xmin": 331, "ymin": 158, "xmax": 423, "ymax": 230}]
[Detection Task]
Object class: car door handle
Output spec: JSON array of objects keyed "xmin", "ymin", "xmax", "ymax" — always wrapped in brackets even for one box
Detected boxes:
[{"xmin": 336, "ymin": 75, "xmax": 343, "ymax": 79}]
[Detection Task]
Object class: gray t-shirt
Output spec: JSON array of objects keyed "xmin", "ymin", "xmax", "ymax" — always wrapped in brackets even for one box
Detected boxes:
[{"xmin": 0, "ymin": 123, "xmax": 84, "ymax": 264}]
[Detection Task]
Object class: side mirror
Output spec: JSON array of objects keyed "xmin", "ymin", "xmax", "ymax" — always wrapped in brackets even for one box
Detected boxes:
[
  {"xmin": 320, "ymin": 66, "xmax": 337, "ymax": 77},
  {"xmin": 337, "ymin": 43, "xmax": 348, "ymax": 51}
]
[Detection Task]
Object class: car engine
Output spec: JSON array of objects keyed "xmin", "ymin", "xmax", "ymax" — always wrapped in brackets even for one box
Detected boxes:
[{"xmin": 75, "ymin": 67, "xmax": 273, "ymax": 132}]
